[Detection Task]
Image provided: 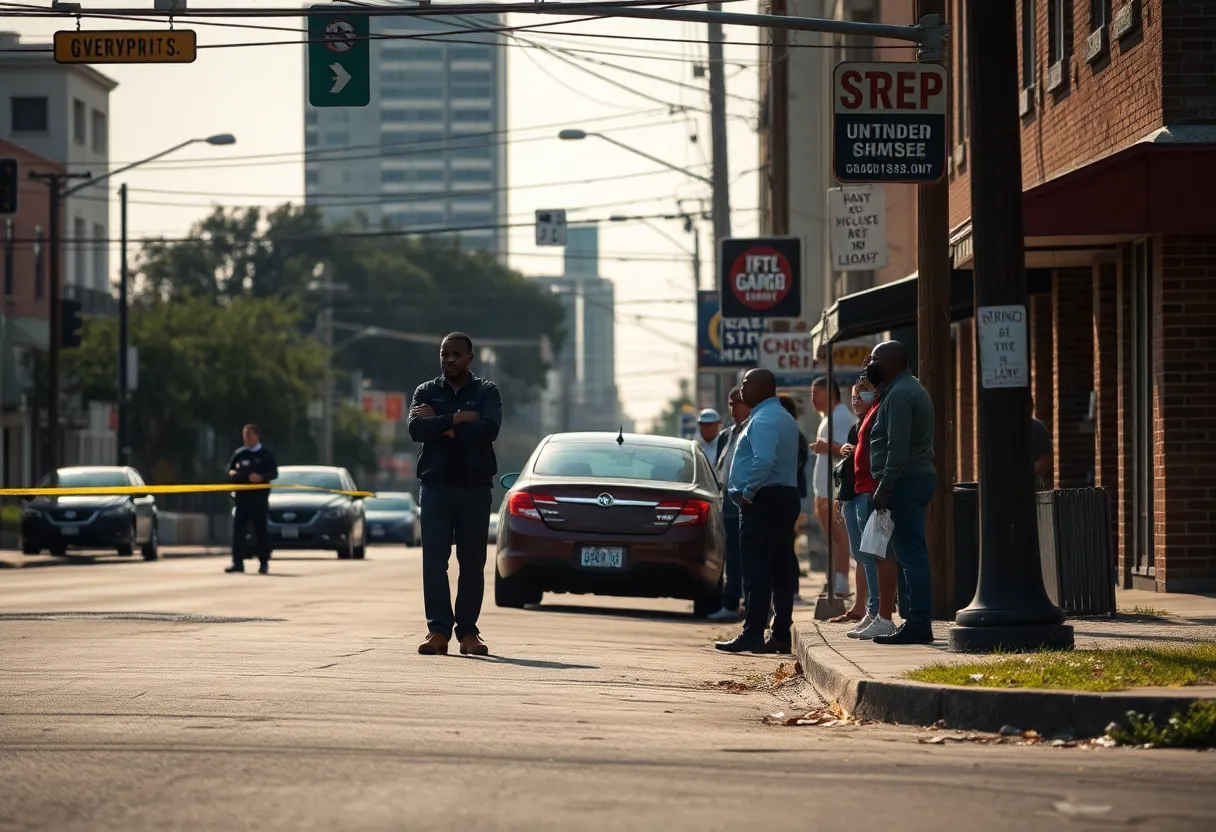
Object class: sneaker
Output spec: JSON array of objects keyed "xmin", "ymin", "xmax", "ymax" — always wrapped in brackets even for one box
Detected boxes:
[
  {"xmin": 845, "ymin": 613, "xmax": 876, "ymax": 638},
  {"xmin": 707, "ymin": 606, "xmax": 742, "ymax": 622},
  {"xmin": 853, "ymin": 617, "xmax": 897, "ymax": 640}
]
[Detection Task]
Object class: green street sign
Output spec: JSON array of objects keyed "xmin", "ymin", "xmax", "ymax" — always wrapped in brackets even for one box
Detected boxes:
[{"xmin": 307, "ymin": 5, "xmax": 370, "ymax": 108}]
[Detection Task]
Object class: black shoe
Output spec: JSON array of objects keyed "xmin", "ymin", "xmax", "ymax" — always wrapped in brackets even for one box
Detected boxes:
[
  {"xmin": 225, "ymin": 563, "xmax": 245, "ymax": 574},
  {"xmin": 872, "ymin": 625, "xmax": 934, "ymax": 645},
  {"xmin": 258, "ymin": 561, "xmax": 269, "ymax": 575},
  {"xmin": 761, "ymin": 637, "xmax": 792, "ymax": 654},
  {"xmin": 714, "ymin": 634, "xmax": 767, "ymax": 653}
]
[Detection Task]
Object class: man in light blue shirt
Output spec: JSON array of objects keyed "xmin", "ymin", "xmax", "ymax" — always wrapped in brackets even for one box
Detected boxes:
[{"xmin": 716, "ymin": 368, "xmax": 803, "ymax": 654}]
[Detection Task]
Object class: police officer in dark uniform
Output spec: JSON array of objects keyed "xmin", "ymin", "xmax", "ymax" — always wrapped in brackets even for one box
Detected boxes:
[
  {"xmin": 408, "ymin": 332, "xmax": 502, "ymax": 657},
  {"xmin": 226, "ymin": 424, "xmax": 279, "ymax": 575}
]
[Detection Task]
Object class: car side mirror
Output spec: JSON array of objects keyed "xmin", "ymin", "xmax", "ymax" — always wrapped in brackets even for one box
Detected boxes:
[{"xmin": 499, "ymin": 473, "xmax": 519, "ymax": 489}]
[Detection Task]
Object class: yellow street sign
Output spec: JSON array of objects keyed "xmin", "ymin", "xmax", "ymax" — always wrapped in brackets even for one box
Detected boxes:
[{"xmin": 53, "ymin": 30, "xmax": 197, "ymax": 64}]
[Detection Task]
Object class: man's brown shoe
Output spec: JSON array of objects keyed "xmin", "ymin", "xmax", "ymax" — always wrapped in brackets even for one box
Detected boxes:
[
  {"xmin": 418, "ymin": 632, "xmax": 450, "ymax": 655},
  {"xmin": 459, "ymin": 634, "xmax": 489, "ymax": 656}
]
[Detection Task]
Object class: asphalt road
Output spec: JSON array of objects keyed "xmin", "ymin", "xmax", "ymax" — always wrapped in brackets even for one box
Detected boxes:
[{"xmin": 1, "ymin": 545, "xmax": 1214, "ymax": 832}]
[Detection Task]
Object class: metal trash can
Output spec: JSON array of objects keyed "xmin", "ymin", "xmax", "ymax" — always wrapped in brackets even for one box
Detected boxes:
[{"xmin": 1037, "ymin": 488, "xmax": 1117, "ymax": 616}]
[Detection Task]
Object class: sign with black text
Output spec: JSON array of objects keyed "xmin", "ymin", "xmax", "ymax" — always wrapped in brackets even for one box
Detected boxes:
[
  {"xmin": 828, "ymin": 185, "xmax": 888, "ymax": 271},
  {"xmin": 833, "ymin": 61, "xmax": 948, "ymax": 184},
  {"xmin": 977, "ymin": 305, "xmax": 1029, "ymax": 389},
  {"xmin": 718, "ymin": 236, "xmax": 802, "ymax": 320},
  {"xmin": 697, "ymin": 290, "xmax": 764, "ymax": 369}
]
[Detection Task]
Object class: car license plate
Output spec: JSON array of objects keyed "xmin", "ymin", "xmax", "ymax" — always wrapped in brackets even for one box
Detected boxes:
[
  {"xmin": 281, "ymin": 528, "xmax": 299, "ymax": 539},
  {"xmin": 579, "ymin": 546, "xmax": 624, "ymax": 568},
  {"xmin": 60, "ymin": 526, "xmax": 79, "ymax": 536}
]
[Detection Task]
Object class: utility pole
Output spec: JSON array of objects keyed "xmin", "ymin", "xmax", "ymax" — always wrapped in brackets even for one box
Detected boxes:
[
  {"xmin": 117, "ymin": 183, "xmax": 130, "ymax": 467},
  {"xmin": 29, "ymin": 170, "xmax": 89, "ymax": 475},
  {"xmin": 769, "ymin": 0, "xmax": 790, "ymax": 235},
  {"xmin": 915, "ymin": 0, "xmax": 955, "ymax": 619},
  {"xmin": 949, "ymin": 0, "xmax": 1072, "ymax": 652},
  {"xmin": 707, "ymin": 2, "xmax": 733, "ymax": 253}
]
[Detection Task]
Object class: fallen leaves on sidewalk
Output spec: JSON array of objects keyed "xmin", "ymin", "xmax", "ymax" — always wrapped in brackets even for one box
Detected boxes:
[
  {"xmin": 762, "ymin": 702, "xmax": 871, "ymax": 728},
  {"xmin": 916, "ymin": 726, "xmax": 1116, "ymax": 749},
  {"xmin": 707, "ymin": 662, "xmax": 805, "ymax": 695}
]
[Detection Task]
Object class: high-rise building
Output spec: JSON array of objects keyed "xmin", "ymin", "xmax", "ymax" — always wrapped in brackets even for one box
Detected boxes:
[
  {"xmin": 304, "ymin": 14, "xmax": 508, "ymax": 257},
  {"xmin": 536, "ymin": 227, "xmax": 622, "ymax": 434}
]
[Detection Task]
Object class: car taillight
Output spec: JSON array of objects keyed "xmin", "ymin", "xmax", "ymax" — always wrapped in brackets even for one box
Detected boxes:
[
  {"xmin": 658, "ymin": 499, "xmax": 711, "ymax": 526},
  {"xmin": 507, "ymin": 491, "xmax": 555, "ymax": 521}
]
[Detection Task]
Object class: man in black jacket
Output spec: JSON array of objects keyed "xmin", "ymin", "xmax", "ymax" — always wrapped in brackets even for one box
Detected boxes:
[
  {"xmin": 226, "ymin": 424, "xmax": 279, "ymax": 575},
  {"xmin": 408, "ymin": 332, "xmax": 502, "ymax": 657}
]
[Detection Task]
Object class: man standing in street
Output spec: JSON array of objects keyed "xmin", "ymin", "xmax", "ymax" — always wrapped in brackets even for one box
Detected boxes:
[
  {"xmin": 696, "ymin": 409, "xmax": 723, "ymax": 466},
  {"xmin": 226, "ymin": 424, "xmax": 278, "ymax": 575},
  {"xmin": 863, "ymin": 341, "xmax": 937, "ymax": 645},
  {"xmin": 408, "ymin": 332, "xmax": 502, "ymax": 657},
  {"xmin": 707, "ymin": 386, "xmax": 750, "ymax": 622},
  {"xmin": 715, "ymin": 368, "xmax": 802, "ymax": 654}
]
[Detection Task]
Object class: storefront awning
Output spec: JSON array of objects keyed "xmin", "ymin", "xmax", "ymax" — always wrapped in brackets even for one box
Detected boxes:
[{"xmin": 810, "ymin": 268, "xmax": 1053, "ymax": 355}]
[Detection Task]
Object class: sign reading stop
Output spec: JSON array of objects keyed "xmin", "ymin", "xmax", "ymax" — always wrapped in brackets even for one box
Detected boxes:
[{"xmin": 718, "ymin": 236, "xmax": 802, "ymax": 320}]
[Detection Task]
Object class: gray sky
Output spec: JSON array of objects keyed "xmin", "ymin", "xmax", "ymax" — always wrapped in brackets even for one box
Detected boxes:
[{"xmin": 12, "ymin": 1, "xmax": 763, "ymax": 427}]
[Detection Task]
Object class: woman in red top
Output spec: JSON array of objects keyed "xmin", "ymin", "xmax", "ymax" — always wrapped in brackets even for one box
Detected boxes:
[{"xmin": 838, "ymin": 381, "xmax": 898, "ymax": 639}]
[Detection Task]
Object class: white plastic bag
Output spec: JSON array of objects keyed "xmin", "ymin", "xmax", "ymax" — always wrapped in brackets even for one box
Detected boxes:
[{"xmin": 860, "ymin": 509, "xmax": 893, "ymax": 559}]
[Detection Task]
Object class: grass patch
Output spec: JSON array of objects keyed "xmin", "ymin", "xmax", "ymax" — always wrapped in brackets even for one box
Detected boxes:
[
  {"xmin": 1118, "ymin": 606, "xmax": 1173, "ymax": 619},
  {"xmin": 905, "ymin": 643, "xmax": 1216, "ymax": 692},
  {"xmin": 0, "ymin": 504, "xmax": 20, "ymax": 529},
  {"xmin": 1109, "ymin": 701, "xmax": 1216, "ymax": 748}
]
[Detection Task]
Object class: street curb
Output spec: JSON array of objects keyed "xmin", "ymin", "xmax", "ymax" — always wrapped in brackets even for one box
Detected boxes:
[{"xmin": 794, "ymin": 622, "xmax": 1215, "ymax": 738}]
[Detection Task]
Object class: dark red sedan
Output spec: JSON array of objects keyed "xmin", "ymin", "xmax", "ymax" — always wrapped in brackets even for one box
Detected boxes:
[{"xmin": 494, "ymin": 432, "xmax": 726, "ymax": 617}]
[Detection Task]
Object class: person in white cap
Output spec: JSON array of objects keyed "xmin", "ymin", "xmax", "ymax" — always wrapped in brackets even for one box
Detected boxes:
[{"xmin": 696, "ymin": 408, "xmax": 723, "ymax": 465}]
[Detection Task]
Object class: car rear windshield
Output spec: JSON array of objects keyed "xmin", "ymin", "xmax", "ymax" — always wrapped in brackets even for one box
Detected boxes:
[
  {"xmin": 365, "ymin": 497, "xmax": 414, "ymax": 511},
  {"xmin": 276, "ymin": 470, "xmax": 344, "ymax": 491},
  {"xmin": 41, "ymin": 470, "xmax": 128, "ymax": 488},
  {"xmin": 532, "ymin": 442, "xmax": 695, "ymax": 484}
]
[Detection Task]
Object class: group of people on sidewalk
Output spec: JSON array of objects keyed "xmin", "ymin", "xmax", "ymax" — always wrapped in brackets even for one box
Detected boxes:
[{"xmin": 707, "ymin": 340, "xmax": 939, "ymax": 654}]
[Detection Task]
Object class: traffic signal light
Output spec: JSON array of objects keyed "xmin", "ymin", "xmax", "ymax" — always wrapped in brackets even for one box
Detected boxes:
[
  {"xmin": 60, "ymin": 298, "xmax": 82, "ymax": 348},
  {"xmin": 0, "ymin": 158, "xmax": 16, "ymax": 216}
]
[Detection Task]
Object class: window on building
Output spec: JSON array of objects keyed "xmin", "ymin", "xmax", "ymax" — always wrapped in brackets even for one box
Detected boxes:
[
  {"xmin": 324, "ymin": 131, "xmax": 350, "ymax": 145},
  {"xmin": 380, "ymin": 109, "xmax": 444, "ymax": 124},
  {"xmin": 1048, "ymin": 0, "xmax": 1066, "ymax": 64},
  {"xmin": 306, "ymin": 131, "xmax": 318, "ymax": 148},
  {"xmin": 305, "ymin": 169, "xmax": 318, "ymax": 186},
  {"xmin": 452, "ymin": 145, "xmax": 492, "ymax": 161},
  {"xmin": 11, "ymin": 97, "xmax": 48, "ymax": 133},
  {"xmin": 381, "ymin": 45, "xmax": 444, "ymax": 62},
  {"xmin": 73, "ymin": 99, "xmax": 87, "ymax": 144},
  {"xmin": 452, "ymin": 108, "xmax": 491, "ymax": 123},
  {"xmin": 1022, "ymin": 0, "xmax": 1036, "ymax": 90},
  {"xmin": 306, "ymin": 110, "xmax": 318, "ymax": 125},
  {"xmin": 93, "ymin": 223, "xmax": 106, "ymax": 291},
  {"xmin": 91, "ymin": 109, "xmax": 107, "ymax": 154},
  {"xmin": 451, "ymin": 168, "xmax": 491, "ymax": 183},
  {"xmin": 73, "ymin": 217, "xmax": 87, "ymax": 286},
  {"xmin": 1090, "ymin": 0, "xmax": 1109, "ymax": 30},
  {"xmin": 450, "ymin": 45, "xmax": 490, "ymax": 62},
  {"xmin": 381, "ymin": 85, "xmax": 444, "ymax": 100}
]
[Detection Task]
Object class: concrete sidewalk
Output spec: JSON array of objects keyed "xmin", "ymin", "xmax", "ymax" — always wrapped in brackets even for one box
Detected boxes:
[{"xmin": 793, "ymin": 580, "xmax": 1216, "ymax": 738}]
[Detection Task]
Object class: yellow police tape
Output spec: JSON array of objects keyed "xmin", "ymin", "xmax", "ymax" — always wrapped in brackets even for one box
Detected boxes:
[{"xmin": 0, "ymin": 483, "xmax": 377, "ymax": 499}]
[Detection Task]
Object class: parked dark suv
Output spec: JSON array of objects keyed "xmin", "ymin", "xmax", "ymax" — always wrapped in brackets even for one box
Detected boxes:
[
  {"xmin": 234, "ymin": 465, "xmax": 367, "ymax": 559},
  {"xmin": 21, "ymin": 466, "xmax": 159, "ymax": 559}
]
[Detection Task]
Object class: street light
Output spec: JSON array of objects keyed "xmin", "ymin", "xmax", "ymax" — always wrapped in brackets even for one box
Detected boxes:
[
  {"xmin": 557, "ymin": 128, "xmax": 713, "ymax": 186},
  {"xmin": 108, "ymin": 133, "xmax": 237, "ymax": 467}
]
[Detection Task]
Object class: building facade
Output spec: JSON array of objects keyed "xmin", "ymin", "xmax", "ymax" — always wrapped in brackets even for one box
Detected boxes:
[
  {"xmin": 0, "ymin": 32, "xmax": 115, "ymax": 299},
  {"xmin": 795, "ymin": 1, "xmax": 1216, "ymax": 593},
  {"xmin": 304, "ymin": 14, "xmax": 508, "ymax": 258}
]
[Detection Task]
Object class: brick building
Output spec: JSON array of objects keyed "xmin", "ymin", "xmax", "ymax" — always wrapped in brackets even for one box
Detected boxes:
[{"xmin": 800, "ymin": 1, "xmax": 1216, "ymax": 593}]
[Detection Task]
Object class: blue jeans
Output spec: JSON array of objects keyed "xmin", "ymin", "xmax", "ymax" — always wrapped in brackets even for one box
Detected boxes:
[
  {"xmin": 841, "ymin": 494, "xmax": 881, "ymax": 619},
  {"xmin": 886, "ymin": 473, "xmax": 937, "ymax": 631}
]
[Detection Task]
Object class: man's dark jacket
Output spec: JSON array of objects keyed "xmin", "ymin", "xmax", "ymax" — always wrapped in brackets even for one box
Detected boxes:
[
  {"xmin": 408, "ymin": 374, "xmax": 503, "ymax": 488},
  {"xmin": 227, "ymin": 445, "xmax": 279, "ymax": 508}
]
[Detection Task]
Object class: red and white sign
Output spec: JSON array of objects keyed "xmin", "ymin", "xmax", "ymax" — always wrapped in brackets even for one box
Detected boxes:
[
  {"xmin": 759, "ymin": 332, "xmax": 815, "ymax": 377},
  {"xmin": 834, "ymin": 63, "xmax": 947, "ymax": 115},
  {"xmin": 728, "ymin": 247, "xmax": 794, "ymax": 312},
  {"xmin": 383, "ymin": 393, "xmax": 405, "ymax": 423}
]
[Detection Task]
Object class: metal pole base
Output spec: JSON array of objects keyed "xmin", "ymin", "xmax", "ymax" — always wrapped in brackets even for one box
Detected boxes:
[
  {"xmin": 813, "ymin": 595, "xmax": 847, "ymax": 620},
  {"xmin": 947, "ymin": 623, "xmax": 1075, "ymax": 654}
]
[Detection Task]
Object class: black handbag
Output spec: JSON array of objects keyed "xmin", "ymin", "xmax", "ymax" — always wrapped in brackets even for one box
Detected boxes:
[{"xmin": 833, "ymin": 425, "xmax": 859, "ymax": 502}]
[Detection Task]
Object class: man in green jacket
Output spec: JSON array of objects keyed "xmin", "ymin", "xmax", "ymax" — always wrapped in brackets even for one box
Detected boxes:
[{"xmin": 863, "ymin": 340, "xmax": 937, "ymax": 645}]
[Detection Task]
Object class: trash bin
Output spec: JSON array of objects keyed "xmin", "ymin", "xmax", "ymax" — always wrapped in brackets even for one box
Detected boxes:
[
  {"xmin": 1037, "ymin": 488, "xmax": 1117, "ymax": 616},
  {"xmin": 952, "ymin": 482, "xmax": 979, "ymax": 616}
]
